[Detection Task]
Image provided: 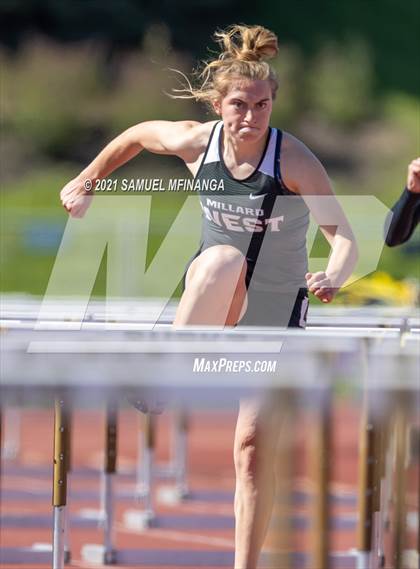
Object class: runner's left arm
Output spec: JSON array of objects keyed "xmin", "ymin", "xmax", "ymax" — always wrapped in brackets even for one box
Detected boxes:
[{"xmin": 283, "ymin": 136, "xmax": 358, "ymax": 303}]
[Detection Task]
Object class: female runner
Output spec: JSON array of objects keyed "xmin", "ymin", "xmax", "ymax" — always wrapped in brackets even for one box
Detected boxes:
[{"xmin": 60, "ymin": 24, "xmax": 358, "ymax": 568}]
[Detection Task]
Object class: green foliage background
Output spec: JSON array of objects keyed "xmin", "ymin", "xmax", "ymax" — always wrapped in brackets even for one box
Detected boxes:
[{"xmin": 1, "ymin": 1, "xmax": 419, "ymax": 300}]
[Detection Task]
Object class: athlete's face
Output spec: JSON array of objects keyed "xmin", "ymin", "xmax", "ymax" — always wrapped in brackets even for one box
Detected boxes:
[{"xmin": 213, "ymin": 79, "xmax": 273, "ymax": 142}]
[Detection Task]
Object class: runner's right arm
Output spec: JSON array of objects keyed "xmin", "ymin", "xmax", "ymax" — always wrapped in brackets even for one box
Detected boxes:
[{"xmin": 60, "ymin": 121, "xmax": 205, "ymax": 217}]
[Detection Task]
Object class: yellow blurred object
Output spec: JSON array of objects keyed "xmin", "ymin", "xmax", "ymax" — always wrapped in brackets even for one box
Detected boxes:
[{"xmin": 336, "ymin": 271, "xmax": 418, "ymax": 306}]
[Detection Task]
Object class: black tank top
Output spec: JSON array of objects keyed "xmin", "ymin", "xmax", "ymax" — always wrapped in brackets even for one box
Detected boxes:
[{"xmin": 195, "ymin": 121, "xmax": 310, "ymax": 292}]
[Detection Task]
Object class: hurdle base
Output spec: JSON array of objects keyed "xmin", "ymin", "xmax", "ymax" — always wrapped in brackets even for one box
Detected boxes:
[
  {"xmin": 81, "ymin": 544, "xmax": 117, "ymax": 565},
  {"xmin": 77, "ymin": 508, "xmax": 106, "ymax": 523},
  {"xmin": 353, "ymin": 550, "xmax": 370, "ymax": 569},
  {"xmin": 33, "ymin": 542, "xmax": 52, "ymax": 552},
  {"xmin": 157, "ymin": 484, "xmax": 190, "ymax": 505},
  {"xmin": 64, "ymin": 547, "xmax": 71, "ymax": 564},
  {"xmin": 123, "ymin": 509, "xmax": 156, "ymax": 530}
]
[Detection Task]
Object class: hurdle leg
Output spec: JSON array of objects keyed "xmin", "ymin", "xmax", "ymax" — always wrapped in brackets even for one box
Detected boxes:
[
  {"xmin": 174, "ymin": 409, "xmax": 189, "ymax": 498},
  {"xmin": 81, "ymin": 402, "xmax": 118, "ymax": 565},
  {"xmin": 52, "ymin": 397, "xmax": 70, "ymax": 569},
  {"xmin": 310, "ymin": 385, "xmax": 332, "ymax": 569},
  {"xmin": 64, "ymin": 408, "xmax": 72, "ymax": 564},
  {"xmin": 135, "ymin": 415, "xmax": 145, "ymax": 497},
  {"xmin": 373, "ymin": 395, "xmax": 391, "ymax": 569},
  {"xmin": 393, "ymin": 391, "xmax": 408, "ymax": 569},
  {"xmin": 0, "ymin": 406, "xmax": 3, "ymax": 484},
  {"xmin": 263, "ymin": 390, "xmax": 295, "ymax": 569},
  {"xmin": 0, "ymin": 406, "xmax": 2, "ymax": 470},
  {"xmin": 157, "ymin": 407, "xmax": 190, "ymax": 506},
  {"xmin": 102, "ymin": 401, "xmax": 117, "ymax": 564},
  {"xmin": 142, "ymin": 413, "xmax": 155, "ymax": 521},
  {"xmin": 135, "ymin": 412, "xmax": 155, "ymax": 502},
  {"xmin": 2, "ymin": 406, "xmax": 21, "ymax": 460},
  {"xmin": 418, "ymin": 448, "xmax": 420, "ymax": 569},
  {"xmin": 356, "ymin": 339, "xmax": 375, "ymax": 569},
  {"xmin": 123, "ymin": 412, "xmax": 156, "ymax": 531},
  {"xmin": 357, "ymin": 403, "xmax": 379, "ymax": 569}
]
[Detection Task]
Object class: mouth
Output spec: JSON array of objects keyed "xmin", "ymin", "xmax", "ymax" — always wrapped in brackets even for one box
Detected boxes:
[{"xmin": 238, "ymin": 125, "xmax": 258, "ymax": 133}]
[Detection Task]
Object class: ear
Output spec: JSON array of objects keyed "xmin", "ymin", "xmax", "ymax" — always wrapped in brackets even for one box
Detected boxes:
[{"xmin": 212, "ymin": 98, "xmax": 221, "ymax": 116}]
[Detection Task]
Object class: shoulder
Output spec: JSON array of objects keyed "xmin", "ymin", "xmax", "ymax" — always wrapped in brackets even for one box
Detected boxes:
[
  {"xmin": 178, "ymin": 119, "xmax": 218, "ymax": 148},
  {"xmin": 280, "ymin": 131, "xmax": 323, "ymax": 172},
  {"xmin": 163, "ymin": 120, "xmax": 218, "ymax": 161},
  {"xmin": 279, "ymin": 131, "xmax": 332, "ymax": 196}
]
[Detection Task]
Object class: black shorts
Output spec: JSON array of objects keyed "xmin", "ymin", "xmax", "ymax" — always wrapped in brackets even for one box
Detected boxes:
[
  {"xmin": 238, "ymin": 286, "xmax": 308, "ymax": 328},
  {"xmin": 182, "ymin": 249, "xmax": 308, "ymax": 329}
]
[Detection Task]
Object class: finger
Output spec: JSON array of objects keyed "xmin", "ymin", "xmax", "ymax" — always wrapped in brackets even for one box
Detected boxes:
[
  {"xmin": 313, "ymin": 288, "xmax": 325, "ymax": 297},
  {"xmin": 409, "ymin": 164, "xmax": 420, "ymax": 176},
  {"xmin": 320, "ymin": 288, "xmax": 336, "ymax": 301},
  {"xmin": 308, "ymin": 280, "xmax": 331, "ymax": 292},
  {"xmin": 314, "ymin": 287, "xmax": 332, "ymax": 297},
  {"xmin": 61, "ymin": 186, "xmax": 75, "ymax": 198},
  {"xmin": 316, "ymin": 292, "xmax": 332, "ymax": 303},
  {"xmin": 306, "ymin": 273, "xmax": 326, "ymax": 288},
  {"xmin": 313, "ymin": 287, "xmax": 334, "ymax": 301}
]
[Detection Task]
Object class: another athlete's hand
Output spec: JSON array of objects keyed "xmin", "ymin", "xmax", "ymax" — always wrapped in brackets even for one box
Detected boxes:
[
  {"xmin": 60, "ymin": 177, "xmax": 93, "ymax": 218},
  {"xmin": 407, "ymin": 158, "xmax": 420, "ymax": 194},
  {"xmin": 305, "ymin": 271, "xmax": 337, "ymax": 303}
]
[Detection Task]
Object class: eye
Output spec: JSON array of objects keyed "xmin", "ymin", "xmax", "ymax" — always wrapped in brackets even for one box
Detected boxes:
[
  {"xmin": 232, "ymin": 101, "xmax": 243, "ymax": 108},
  {"xmin": 257, "ymin": 101, "xmax": 267, "ymax": 109}
]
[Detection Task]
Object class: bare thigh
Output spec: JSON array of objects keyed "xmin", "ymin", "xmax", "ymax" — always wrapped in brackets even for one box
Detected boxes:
[{"xmin": 178, "ymin": 244, "xmax": 248, "ymax": 325}]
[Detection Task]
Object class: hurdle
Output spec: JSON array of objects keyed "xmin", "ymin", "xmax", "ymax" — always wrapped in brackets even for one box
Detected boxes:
[
  {"xmin": 2, "ymin": 298, "xmax": 417, "ymax": 494},
  {"xmin": 52, "ymin": 397, "xmax": 69, "ymax": 568},
  {"xmin": 3, "ymin": 304, "xmax": 418, "ymax": 567},
  {"xmin": 263, "ymin": 388, "xmax": 296, "ymax": 569}
]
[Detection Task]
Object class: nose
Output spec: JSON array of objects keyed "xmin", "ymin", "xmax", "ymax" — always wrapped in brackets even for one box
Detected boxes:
[{"xmin": 244, "ymin": 108, "xmax": 255, "ymax": 123}]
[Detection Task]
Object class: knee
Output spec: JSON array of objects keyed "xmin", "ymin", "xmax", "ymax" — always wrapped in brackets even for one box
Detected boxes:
[
  {"xmin": 189, "ymin": 246, "xmax": 247, "ymax": 292},
  {"xmin": 234, "ymin": 427, "xmax": 276, "ymax": 486},
  {"xmin": 234, "ymin": 430, "xmax": 259, "ymax": 484}
]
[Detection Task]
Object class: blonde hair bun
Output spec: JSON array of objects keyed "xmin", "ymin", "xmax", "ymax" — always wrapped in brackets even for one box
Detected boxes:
[
  {"xmin": 169, "ymin": 24, "xmax": 279, "ymax": 106},
  {"xmin": 215, "ymin": 24, "xmax": 279, "ymax": 63}
]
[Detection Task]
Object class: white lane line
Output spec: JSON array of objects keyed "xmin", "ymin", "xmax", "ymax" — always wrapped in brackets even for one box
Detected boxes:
[{"xmin": 71, "ymin": 562, "xmax": 108, "ymax": 569}]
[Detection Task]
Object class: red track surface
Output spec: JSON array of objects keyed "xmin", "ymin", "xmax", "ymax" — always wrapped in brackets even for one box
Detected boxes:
[{"xmin": 1, "ymin": 404, "xmax": 418, "ymax": 568}]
